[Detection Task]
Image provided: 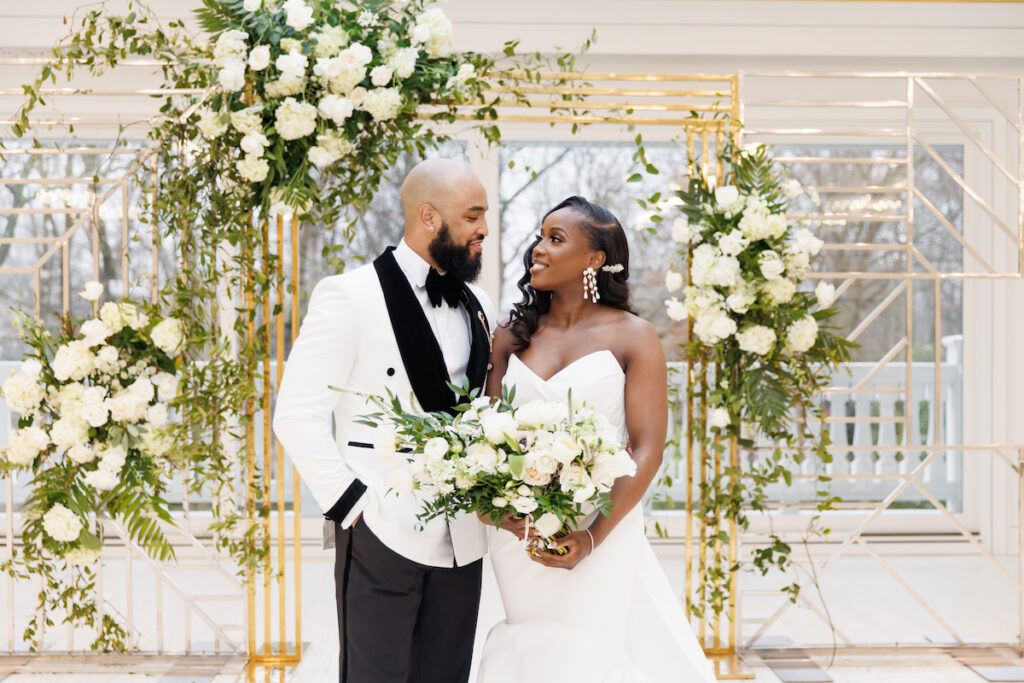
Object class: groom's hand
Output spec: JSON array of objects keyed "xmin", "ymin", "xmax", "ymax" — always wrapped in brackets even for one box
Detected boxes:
[{"xmin": 528, "ymin": 531, "xmax": 592, "ymax": 570}]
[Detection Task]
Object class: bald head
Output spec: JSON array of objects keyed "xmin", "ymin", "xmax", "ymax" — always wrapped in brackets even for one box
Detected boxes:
[
  {"xmin": 400, "ymin": 158, "xmax": 482, "ymax": 231},
  {"xmin": 399, "ymin": 158, "xmax": 489, "ymax": 273}
]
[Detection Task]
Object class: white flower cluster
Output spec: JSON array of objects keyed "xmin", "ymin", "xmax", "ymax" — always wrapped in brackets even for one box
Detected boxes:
[
  {"xmin": 664, "ymin": 160, "xmax": 832, "ymax": 356},
  {"xmin": 1, "ymin": 283, "xmax": 182, "ymax": 507},
  {"xmin": 386, "ymin": 395, "xmax": 635, "ymax": 541}
]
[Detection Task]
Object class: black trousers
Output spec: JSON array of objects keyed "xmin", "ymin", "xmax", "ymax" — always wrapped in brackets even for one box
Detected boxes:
[{"xmin": 335, "ymin": 520, "xmax": 482, "ymax": 683}]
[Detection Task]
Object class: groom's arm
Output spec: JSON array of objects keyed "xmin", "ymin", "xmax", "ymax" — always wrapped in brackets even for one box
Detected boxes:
[{"xmin": 273, "ymin": 276, "xmax": 366, "ymax": 524}]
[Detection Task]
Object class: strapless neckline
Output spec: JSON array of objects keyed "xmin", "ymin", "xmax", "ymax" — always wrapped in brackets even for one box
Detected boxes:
[{"xmin": 508, "ymin": 349, "xmax": 623, "ymax": 384}]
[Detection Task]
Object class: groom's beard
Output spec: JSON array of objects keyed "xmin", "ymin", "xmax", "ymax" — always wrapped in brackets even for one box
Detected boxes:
[{"xmin": 429, "ymin": 222, "xmax": 482, "ymax": 283}]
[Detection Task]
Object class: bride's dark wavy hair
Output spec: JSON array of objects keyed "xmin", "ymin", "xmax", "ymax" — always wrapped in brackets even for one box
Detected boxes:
[{"xmin": 507, "ymin": 196, "xmax": 634, "ymax": 351}]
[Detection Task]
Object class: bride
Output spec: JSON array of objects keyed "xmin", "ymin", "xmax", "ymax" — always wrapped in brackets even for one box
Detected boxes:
[{"xmin": 476, "ymin": 196, "xmax": 716, "ymax": 682}]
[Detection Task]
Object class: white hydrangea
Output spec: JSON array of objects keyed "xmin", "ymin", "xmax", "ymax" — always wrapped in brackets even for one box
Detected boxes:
[
  {"xmin": 264, "ymin": 75, "xmax": 306, "ymax": 99},
  {"xmin": 52, "ymin": 340, "xmax": 95, "ymax": 382},
  {"xmin": 361, "ymin": 87, "xmax": 403, "ymax": 121},
  {"xmin": 725, "ymin": 285, "xmax": 756, "ymax": 314},
  {"xmin": 312, "ymin": 24, "xmax": 350, "ymax": 58},
  {"xmin": 693, "ymin": 306, "xmax": 737, "ymax": 345},
  {"xmin": 230, "ymin": 105, "xmax": 264, "ymax": 134},
  {"xmin": 758, "ymin": 251, "xmax": 786, "ymax": 280},
  {"xmin": 236, "ymin": 154, "xmax": 270, "ymax": 183},
  {"xmin": 51, "ymin": 416, "xmax": 90, "ymax": 452},
  {"xmin": 139, "ymin": 428, "xmax": 172, "ymax": 458},
  {"xmin": 763, "ymin": 277, "xmax": 796, "ymax": 305},
  {"xmin": 65, "ymin": 546, "xmax": 102, "ymax": 566},
  {"xmin": 389, "ymin": 46, "xmax": 418, "ymax": 79},
  {"xmin": 119, "ymin": 303, "xmax": 148, "ymax": 331},
  {"xmin": 412, "ymin": 7, "xmax": 454, "ymax": 58},
  {"xmin": 765, "ymin": 214, "xmax": 788, "ymax": 239},
  {"xmin": 97, "ymin": 444, "xmax": 128, "ymax": 475},
  {"xmin": 283, "ymin": 0, "xmax": 314, "ymax": 31},
  {"xmin": 815, "ymin": 281, "xmax": 836, "ymax": 308},
  {"xmin": 307, "ymin": 130, "xmax": 355, "ymax": 168},
  {"xmin": 689, "ymin": 244, "xmax": 716, "ymax": 287},
  {"xmin": 737, "ymin": 325, "xmax": 777, "ymax": 356},
  {"xmin": 99, "ymin": 301, "xmax": 125, "ymax": 333},
  {"xmin": 275, "ymin": 49, "xmax": 308, "ymax": 81},
  {"xmin": 2, "ymin": 365, "xmax": 44, "ymax": 414},
  {"xmin": 218, "ymin": 59, "xmax": 246, "ymax": 92},
  {"xmin": 787, "ymin": 316, "xmax": 819, "ymax": 353},
  {"xmin": 317, "ymin": 94, "xmax": 355, "ymax": 125},
  {"xmin": 664, "ymin": 270, "xmax": 683, "ymax": 293},
  {"xmin": 275, "ymin": 97, "xmax": 317, "ymax": 140},
  {"xmin": 5, "ymin": 425, "xmax": 49, "ymax": 465},
  {"xmin": 196, "ymin": 108, "xmax": 229, "ymax": 140},
  {"xmin": 84, "ymin": 467, "xmax": 118, "ymax": 490},
  {"xmin": 708, "ymin": 254, "xmax": 741, "ymax": 289},
  {"xmin": 94, "ymin": 345, "xmax": 118, "ymax": 375},
  {"xmin": 42, "ymin": 503, "xmax": 83, "ymax": 542},
  {"xmin": 784, "ymin": 246, "xmax": 810, "ymax": 280},
  {"xmin": 213, "ymin": 29, "xmax": 248, "ymax": 65},
  {"xmin": 151, "ymin": 318, "xmax": 184, "ymax": 355}
]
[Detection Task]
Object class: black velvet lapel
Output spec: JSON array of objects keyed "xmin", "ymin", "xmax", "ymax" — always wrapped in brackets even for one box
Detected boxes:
[
  {"xmin": 461, "ymin": 286, "xmax": 490, "ymax": 394},
  {"xmin": 373, "ymin": 248, "xmax": 455, "ymax": 412}
]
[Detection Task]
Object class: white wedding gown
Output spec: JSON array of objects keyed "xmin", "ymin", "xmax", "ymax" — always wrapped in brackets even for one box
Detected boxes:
[{"xmin": 476, "ymin": 350, "xmax": 716, "ymax": 683}]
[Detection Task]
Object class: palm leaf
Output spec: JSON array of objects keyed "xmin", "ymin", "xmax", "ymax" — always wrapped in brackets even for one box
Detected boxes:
[{"xmin": 194, "ymin": 0, "xmax": 248, "ymax": 36}]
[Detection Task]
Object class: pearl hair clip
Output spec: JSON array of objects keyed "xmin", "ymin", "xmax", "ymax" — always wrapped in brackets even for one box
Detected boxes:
[{"xmin": 601, "ymin": 263, "xmax": 624, "ymax": 273}]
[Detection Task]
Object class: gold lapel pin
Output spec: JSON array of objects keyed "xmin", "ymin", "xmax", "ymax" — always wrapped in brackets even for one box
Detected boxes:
[{"xmin": 477, "ymin": 311, "xmax": 493, "ymax": 352}]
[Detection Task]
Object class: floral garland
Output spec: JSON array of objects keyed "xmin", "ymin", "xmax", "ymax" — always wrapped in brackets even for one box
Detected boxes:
[
  {"xmin": 1, "ymin": 283, "xmax": 184, "ymax": 650},
  {"xmin": 663, "ymin": 142, "xmax": 855, "ymax": 615}
]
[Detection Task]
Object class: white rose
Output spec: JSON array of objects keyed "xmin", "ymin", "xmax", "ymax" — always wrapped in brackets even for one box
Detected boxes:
[
  {"xmin": 709, "ymin": 407, "xmax": 731, "ymax": 430},
  {"xmin": 591, "ymin": 449, "xmax": 637, "ymax": 489},
  {"xmin": 693, "ymin": 307, "xmax": 737, "ymax": 345},
  {"xmin": 759, "ymin": 251, "xmax": 786, "ymax": 280},
  {"xmin": 98, "ymin": 444, "xmax": 127, "ymax": 474},
  {"xmin": 511, "ymin": 495, "xmax": 538, "ymax": 515},
  {"xmin": 236, "ymin": 154, "xmax": 270, "ymax": 183},
  {"xmin": 84, "ymin": 467, "xmax": 118, "ymax": 491},
  {"xmin": 671, "ymin": 216, "xmax": 697, "ymax": 244},
  {"xmin": 361, "ymin": 87, "xmax": 403, "ymax": 122},
  {"xmin": 152, "ymin": 372, "xmax": 179, "ymax": 402},
  {"xmin": 520, "ymin": 465, "xmax": 552, "ymax": 486},
  {"xmin": 480, "ymin": 410, "xmax": 517, "ymax": 445},
  {"xmin": 763, "ymin": 278, "xmax": 796, "ymax": 305},
  {"xmin": 79, "ymin": 319, "xmax": 110, "ymax": 347},
  {"xmin": 413, "ymin": 7, "xmax": 453, "ymax": 57},
  {"xmin": 736, "ymin": 325, "xmax": 777, "ymax": 356},
  {"xmin": 714, "ymin": 185, "xmax": 742, "ymax": 213},
  {"xmin": 80, "ymin": 401, "xmax": 109, "ymax": 429},
  {"xmin": 412, "ymin": 24, "xmax": 431, "ymax": 44},
  {"xmin": 79, "ymin": 280, "xmax": 103, "ymax": 302},
  {"xmin": 664, "ymin": 270, "xmax": 683, "ymax": 293},
  {"xmin": 318, "ymin": 94, "xmax": 354, "ymax": 125},
  {"xmin": 665, "ymin": 297, "xmax": 687, "ymax": 322},
  {"xmin": 151, "ymin": 317, "xmax": 185, "ymax": 355},
  {"xmin": 787, "ymin": 316, "xmax": 819, "ymax": 353},
  {"xmin": 99, "ymin": 301, "xmax": 125, "ymax": 332},
  {"xmin": 42, "ymin": 503, "xmax": 83, "ymax": 542},
  {"xmin": 718, "ymin": 229, "xmax": 749, "ymax": 257},
  {"xmin": 549, "ymin": 432, "xmax": 581, "ymax": 465},
  {"xmin": 107, "ymin": 392, "xmax": 142, "ymax": 423},
  {"xmin": 239, "ymin": 133, "xmax": 268, "ymax": 158},
  {"xmin": 283, "ymin": 0, "xmax": 314, "ymax": 31},
  {"xmin": 248, "ymin": 44, "xmax": 270, "ymax": 71},
  {"xmin": 218, "ymin": 59, "xmax": 246, "ymax": 92},
  {"xmin": 276, "ymin": 49, "xmax": 308, "ymax": 81},
  {"xmin": 815, "ymin": 281, "xmax": 836, "ymax": 308},
  {"xmin": 67, "ymin": 444, "xmax": 96, "ymax": 464},
  {"xmin": 525, "ymin": 448, "xmax": 559, "ymax": 476},
  {"xmin": 340, "ymin": 42, "xmax": 373, "ymax": 67},
  {"xmin": 794, "ymin": 228, "xmax": 824, "ymax": 256},
  {"xmin": 738, "ymin": 210, "xmax": 770, "ymax": 241},
  {"xmin": 491, "ymin": 496, "xmax": 508, "ymax": 508},
  {"xmin": 5, "ymin": 425, "xmax": 49, "ymax": 465},
  {"xmin": 213, "ymin": 29, "xmax": 247, "ymax": 64},
  {"xmin": 119, "ymin": 303, "xmax": 148, "ymax": 331},
  {"xmin": 515, "ymin": 400, "xmax": 557, "ymax": 429},
  {"xmin": 370, "ymin": 65, "xmax": 393, "ymax": 87},
  {"xmin": 275, "ymin": 97, "xmax": 317, "ymax": 140},
  {"xmin": 128, "ymin": 376, "xmax": 155, "ymax": 402},
  {"xmin": 231, "ymin": 105, "xmax": 264, "ymax": 134},
  {"xmin": 243, "ymin": 0, "xmax": 261, "ymax": 11},
  {"xmin": 533, "ymin": 511, "xmax": 563, "ymax": 538}
]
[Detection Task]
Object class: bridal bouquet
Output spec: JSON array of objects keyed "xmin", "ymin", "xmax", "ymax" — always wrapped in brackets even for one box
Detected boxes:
[
  {"xmin": 1, "ymin": 282, "xmax": 183, "ymax": 649},
  {"xmin": 356, "ymin": 386, "xmax": 637, "ymax": 544}
]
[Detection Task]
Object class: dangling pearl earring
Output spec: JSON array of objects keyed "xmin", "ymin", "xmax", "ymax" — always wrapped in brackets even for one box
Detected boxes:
[{"xmin": 583, "ymin": 267, "xmax": 600, "ymax": 302}]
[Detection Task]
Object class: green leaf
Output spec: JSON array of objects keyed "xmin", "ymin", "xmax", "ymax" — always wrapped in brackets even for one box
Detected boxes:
[{"xmin": 507, "ymin": 453, "xmax": 525, "ymax": 478}]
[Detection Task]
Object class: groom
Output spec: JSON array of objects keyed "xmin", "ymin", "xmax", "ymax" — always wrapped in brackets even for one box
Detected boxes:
[{"xmin": 273, "ymin": 158, "xmax": 496, "ymax": 682}]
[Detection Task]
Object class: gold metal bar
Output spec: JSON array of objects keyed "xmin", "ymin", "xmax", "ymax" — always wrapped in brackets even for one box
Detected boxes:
[
  {"xmin": 788, "ymin": 213, "xmax": 907, "ymax": 221},
  {"xmin": 291, "ymin": 214, "xmax": 302, "ymax": 660},
  {"xmin": 0, "ymin": 177, "xmax": 128, "ymax": 185},
  {"xmin": 0, "ymin": 117, "xmax": 167, "ymax": 126},
  {"xmin": 905, "ymin": 76, "xmax": 915, "ymax": 485},
  {"xmin": 246, "ymin": 221, "xmax": 257, "ymax": 666},
  {"xmin": 716, "ymin": 129, "xmax": 724, "ymax": 184},
  {"xmin": 262, "ymin": 219, "xmax": 273, "ymax": 659},
  {"xmin": 698, "ymin": 362, "xmax": 708, "ymax": 647},
  {"xmin": 967, "ymin": 76, "xmax": 1020, "ymax": 131},
  {"xmin": 808, "ymin": 271, "xmax": 1024, "ymax": 280},
  {"xmin": 0, "ymin": 148, "xmax": 143, "ymax": 155},
  {"xmin": 701, "ymin": 129, "xmax": 711, "ymax": 181},
  {"xmin": 432, "ymin": 113, "xmax": 728, "ymax": 126},
  {"xmin": 0, "ymin": 87, "xmax": 205, "ymax": 96},
  {"xmin": 729, "ymin": 436, "xmax": 738, "ymax": 651},
  {"xmin": 275, "ymin": 215, "xmax": 287, "ymax": 660},
  {"xmin": 714, "ymin": 362, "xmax": 722, "ymax": 650}
]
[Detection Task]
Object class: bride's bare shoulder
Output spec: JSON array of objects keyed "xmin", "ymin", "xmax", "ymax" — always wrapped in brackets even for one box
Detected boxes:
[{"xmin": 606, "ymin": 309, "xmax": 662, "ymax": 356}]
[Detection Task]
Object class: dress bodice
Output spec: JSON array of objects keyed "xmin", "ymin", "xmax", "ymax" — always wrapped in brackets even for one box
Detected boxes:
[{"xmin": 501, "ymin": 350, "xmax": 627, "ymax": 441}]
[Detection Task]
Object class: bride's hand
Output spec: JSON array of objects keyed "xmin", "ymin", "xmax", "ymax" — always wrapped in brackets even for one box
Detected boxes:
[
  {"xmin": 527, "ymin": 531, "xmax": 593, "ymax": 570},
  {"xmin": 479, "ymin": 510, "xmax": 532, "ymax": 540}
]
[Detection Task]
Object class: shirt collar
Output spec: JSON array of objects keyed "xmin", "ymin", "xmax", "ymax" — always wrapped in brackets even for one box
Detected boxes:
[{"xmin": 394, "ymin": 239, "xmax": 432, "ymax": 289}]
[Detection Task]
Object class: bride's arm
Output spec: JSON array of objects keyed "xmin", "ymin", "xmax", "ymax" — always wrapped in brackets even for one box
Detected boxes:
[{"xmin": 531, "ymin": 318, "xmax": 667, "ymax": 569}]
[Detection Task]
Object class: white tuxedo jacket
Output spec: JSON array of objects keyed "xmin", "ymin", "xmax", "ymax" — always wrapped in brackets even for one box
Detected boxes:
[{"xmin": 272, "ymin": 247, "xmax": 495, "ymax": 568}]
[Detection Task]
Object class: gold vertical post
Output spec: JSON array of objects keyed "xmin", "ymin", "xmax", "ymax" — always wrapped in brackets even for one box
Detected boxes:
[
  {"xmin": 245, "ymin": 219, "xmax": 257, "ymax": 683},
  {"xmin": 291, "ymin": 215, "xmax": 302, "ymax": 661},
  {"xmin": 275, "ymin": 214, "xmax": 287, "ymax": 680},
  {"xmin": 262, "ymin": 219, "xmax": 273, "ymax": 674},
  {"xmin": 697, "ymin": 361, "xmax": 708, "ymax": 646},
  {"xmin": 684, "ymin": 257, "xmax": 694, "ymax": 618},
  {"xmin": 713, "ymin": 362, "xmax": 722, "ymax": 650},
  {"xmin": 729, "ymin": 436, "xmax": 739, "ymax": 652}
]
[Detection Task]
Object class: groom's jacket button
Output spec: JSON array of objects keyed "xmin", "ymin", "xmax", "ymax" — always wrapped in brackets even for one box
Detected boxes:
[{"xmin": 386, "ymin": 367, "xmax": 396, "ymax": 376}]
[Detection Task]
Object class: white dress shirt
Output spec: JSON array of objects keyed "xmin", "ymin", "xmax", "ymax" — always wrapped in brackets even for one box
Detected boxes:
[{"xmin": 342, "ymin": 240, "xmax": 477, "ymax": 527}]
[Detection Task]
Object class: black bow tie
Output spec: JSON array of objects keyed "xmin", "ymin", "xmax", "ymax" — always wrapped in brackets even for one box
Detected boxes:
[{"xmin": 425, "ymin": 268, "xmax": 463, "ymax": 308}]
